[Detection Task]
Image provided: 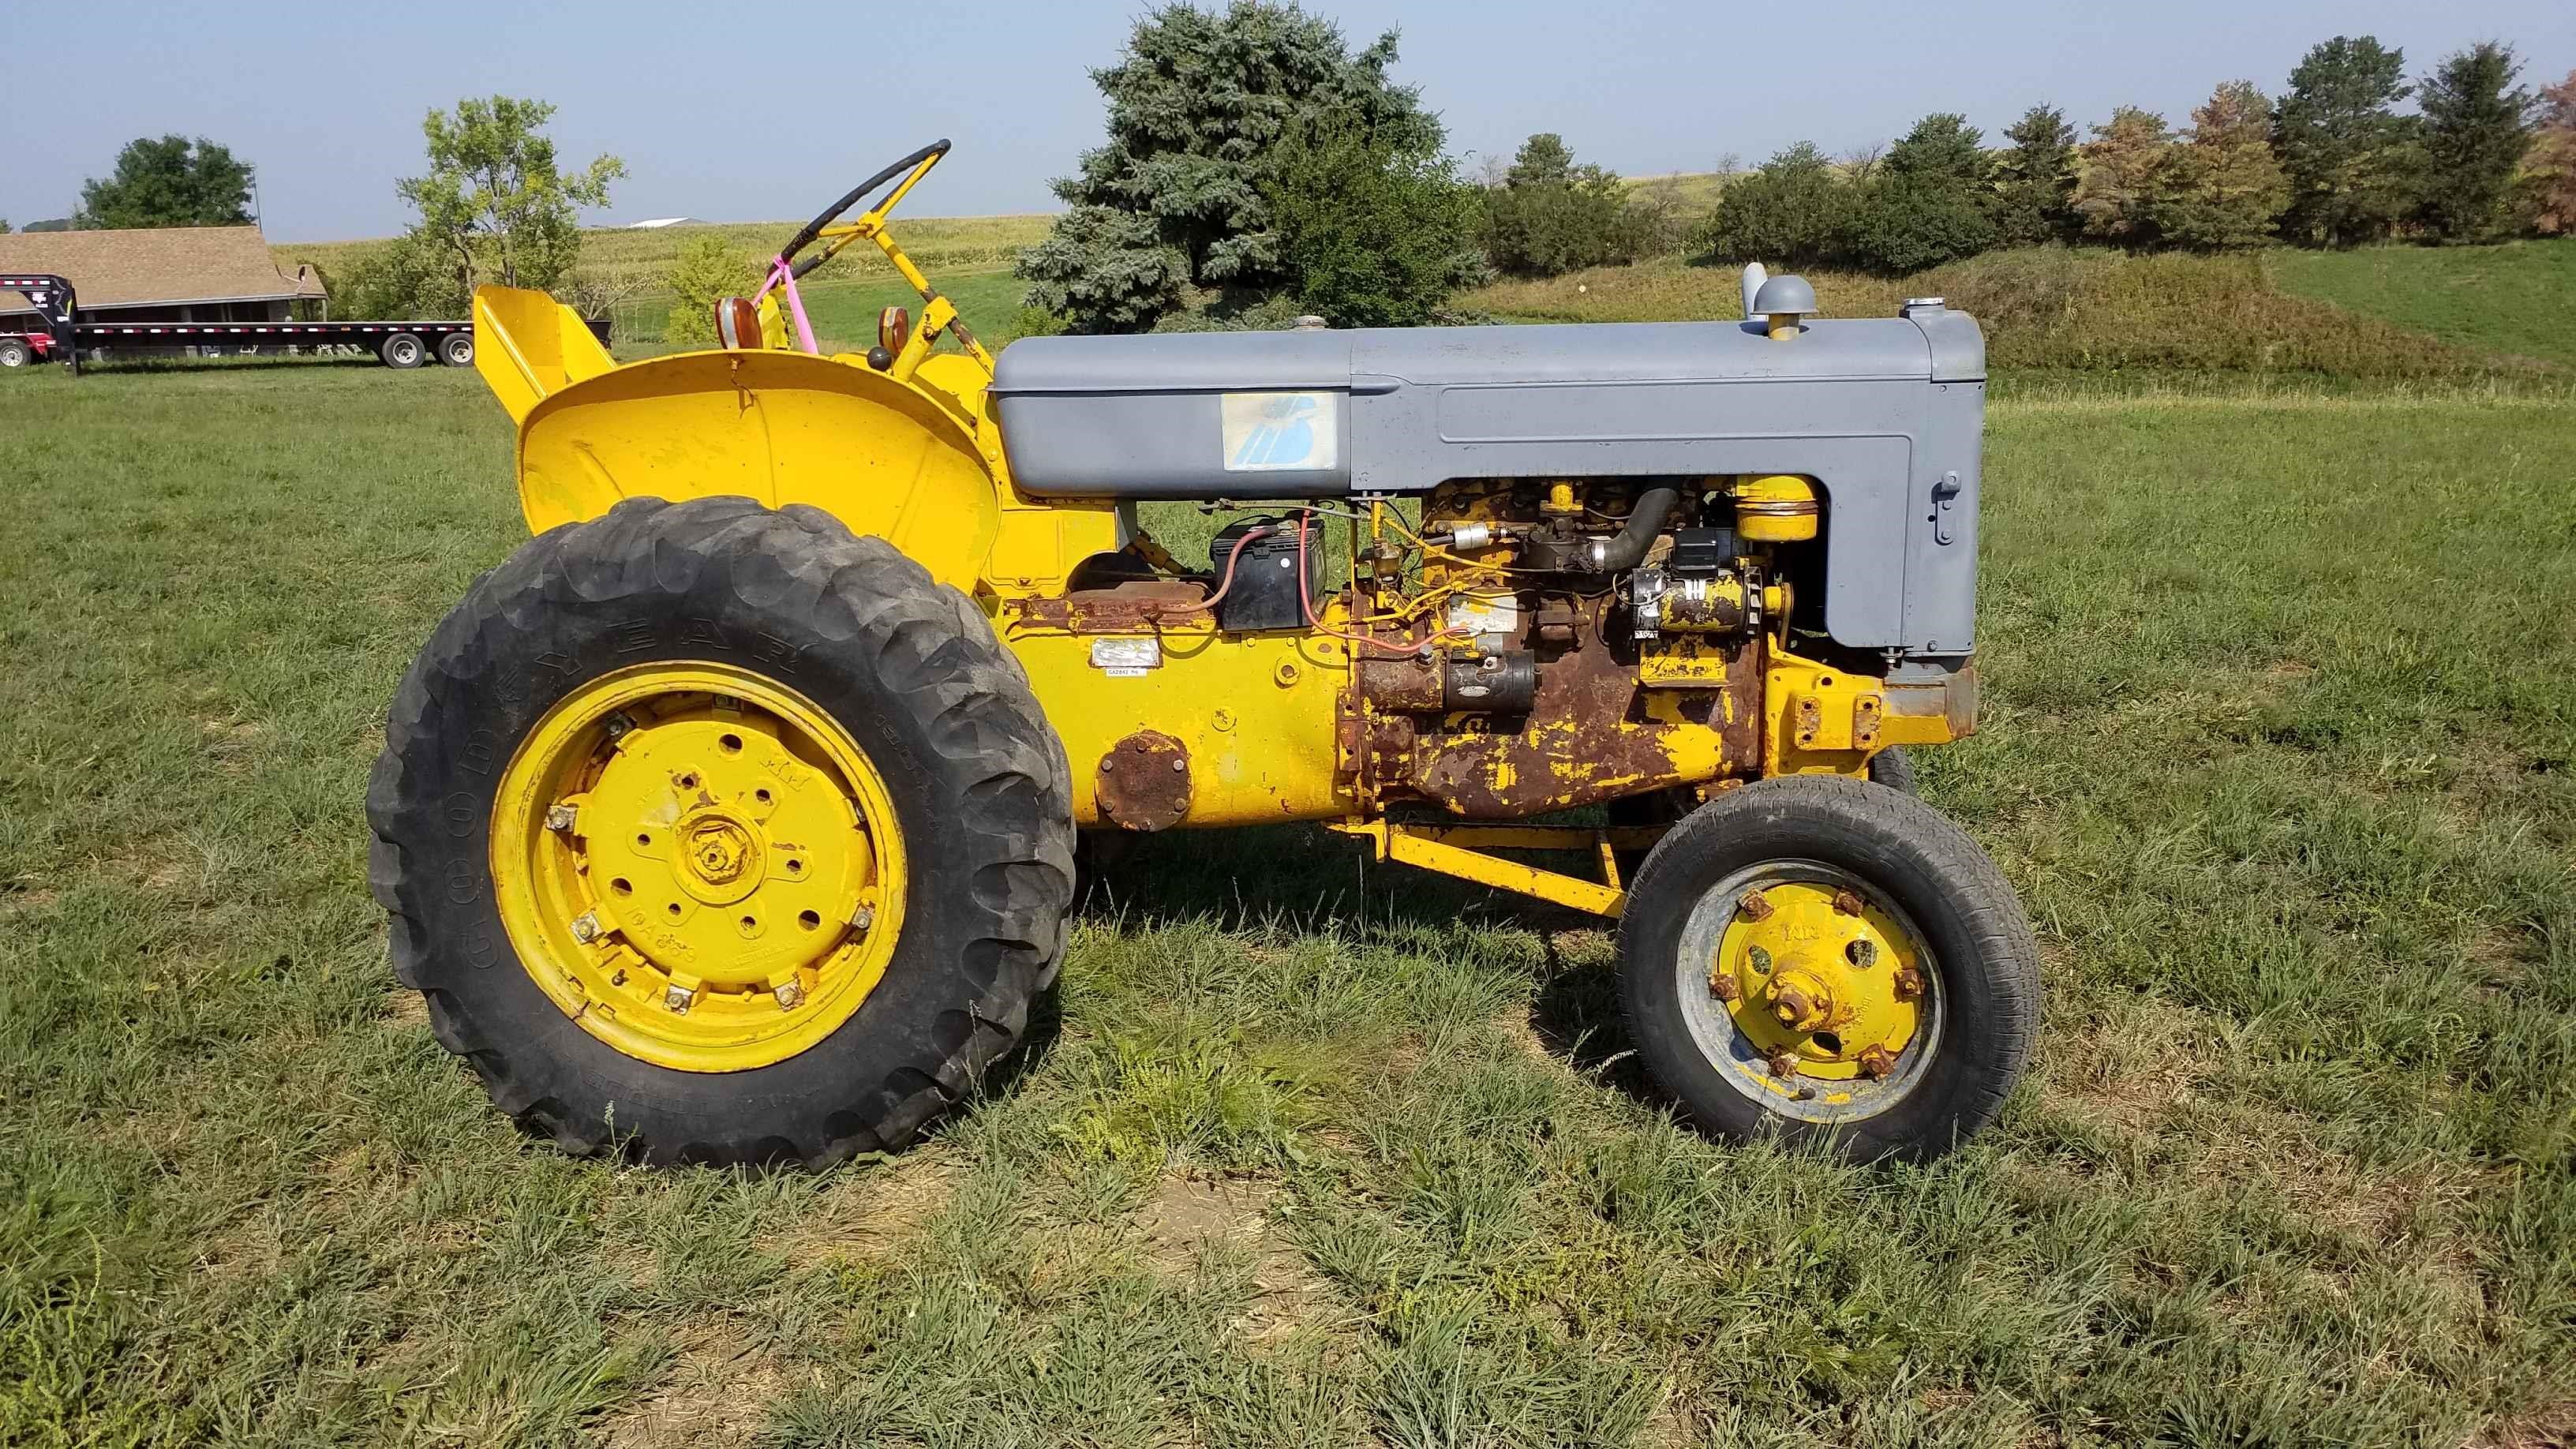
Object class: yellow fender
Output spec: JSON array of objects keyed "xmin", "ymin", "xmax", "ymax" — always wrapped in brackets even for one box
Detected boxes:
[{"xmin": 475, "ymin": 286, "xmax": 1002, "ymax": 593}]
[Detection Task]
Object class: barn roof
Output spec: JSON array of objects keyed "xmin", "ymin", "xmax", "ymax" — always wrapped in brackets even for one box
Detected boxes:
[{"xmin": 0, "ymin": 225, "xmax": 326, "ymax": 314}]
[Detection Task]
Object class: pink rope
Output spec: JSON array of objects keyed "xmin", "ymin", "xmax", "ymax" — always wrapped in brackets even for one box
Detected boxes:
[{"xmin": 752, "ymin": 256, "xmax": 819, "ymax": 354}]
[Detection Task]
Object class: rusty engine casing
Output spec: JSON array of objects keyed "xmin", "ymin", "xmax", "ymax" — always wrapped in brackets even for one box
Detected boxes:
[{"xmin": 1352, "ymin": 481, "xmax": 1760, "ymax": 819}]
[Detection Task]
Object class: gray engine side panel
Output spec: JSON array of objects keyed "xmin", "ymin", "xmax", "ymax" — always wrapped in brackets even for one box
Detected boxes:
[{"xmin": 987, "ymin": 314, "xmax": 1985, "ymax": 654}]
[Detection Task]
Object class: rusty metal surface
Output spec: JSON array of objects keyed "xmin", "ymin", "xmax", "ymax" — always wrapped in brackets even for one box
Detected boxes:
[
  {"xmin": 1391, "ymin": 602, "xmax": 1759, "ymax": 819},
  {"xmin": 1095, "ymin": 729, "xmax": 1193, "ymax": 831},
  {"xmin": 1011, "ymin": 581, "xmax": 1211, "ymax": 632}
]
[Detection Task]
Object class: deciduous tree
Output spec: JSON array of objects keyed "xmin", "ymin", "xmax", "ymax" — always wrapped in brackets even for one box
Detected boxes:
[
  {"xmin": 395, "ymin": 96, "xmax": 624, "ymax": 298},
  {"xmin": 76, "ymin": 136, "xmax": 254, "ymax": 228},
  {"xmin": 1016, "ymin": 2, "xmax": 1446, "ymax": 332},
  {"xmin": 2417, "ymin": 41, "xmax": 2534, "ymax": 240},
  {"xmin": 2075, "ymin": 107, "xmax": 2174, "ymax": 245},
  {"xmin": 2529, "ymin": 69, "xmax": 2576, "ymax": 234},
  {"xmin": 2275, "ymin": 36, "xmax": 2423, "ymax": 246},
  {"xmin": 2154, "ymin": 81, "xmax": 2292, "ymax": 250}
]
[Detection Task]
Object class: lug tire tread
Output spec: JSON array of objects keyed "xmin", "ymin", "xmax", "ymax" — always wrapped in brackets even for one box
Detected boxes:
[{"xmin": 367, "ymin": 496, "xmax": 1073, "ymax": 1166}]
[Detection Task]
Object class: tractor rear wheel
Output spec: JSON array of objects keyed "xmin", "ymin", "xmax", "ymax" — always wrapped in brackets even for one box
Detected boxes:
[
  {"xmin": 1616, "ymin": 776, "xmax": 2037, "ymax": 1162},
  {"xmin": 367, "ymin": 496, "xmax": 1075, "ymax": 1166}
]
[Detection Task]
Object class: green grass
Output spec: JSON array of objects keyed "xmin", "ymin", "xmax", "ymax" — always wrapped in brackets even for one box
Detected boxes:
[
  {"xmin": 2271, "ymin": 239, "xmax": 2576, "ymax": 369},
  {"xmin": 609, "ymin": 269, "xmax": 1033, "ymax": 354},
  {"xmin": 3, "ymin": 361, "xmax": 2574, "ymax": 1446}
]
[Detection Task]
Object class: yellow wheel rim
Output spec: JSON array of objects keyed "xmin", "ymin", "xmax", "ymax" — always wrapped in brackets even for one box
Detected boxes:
[
  {"xmin": 490, "ymin": 661, "xmax": 907, "ymax": 1073},
  {"xmin": 1680, "ymin": 861, "xmax": 1941, "ymax": 1121}
]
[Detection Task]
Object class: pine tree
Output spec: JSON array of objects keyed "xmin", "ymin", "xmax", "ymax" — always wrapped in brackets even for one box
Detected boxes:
[
  {"xmin": 2155, "ymin": 82, "xmax": 2292, "ymax": 250},
  {"xmin": 2075, "ymin": 107, "xmax": 2174, "ymax": 245},
  {"xmin": 1016, "ymin": 2, "xmax": 1447, "ymax": 332},
  {"xmin": 1992, "ymin": 106, "xmax": 2081, "ymax": 245},
  {"xmin": 2275, "ymin": 36, "xmax": 2423, "ymax": 246},
  {"xmin": 2418, "ymin": 42, "xmax": 2535, "ymax": 240},
  {"xmin": 1882, "ymin": 114, "xmax": 1990, "ymax": 189}
]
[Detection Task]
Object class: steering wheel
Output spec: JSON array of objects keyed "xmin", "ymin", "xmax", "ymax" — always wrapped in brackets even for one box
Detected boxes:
[{"xmin": 777, "ymin": 139, "xmax": 951, "ymax": 280}]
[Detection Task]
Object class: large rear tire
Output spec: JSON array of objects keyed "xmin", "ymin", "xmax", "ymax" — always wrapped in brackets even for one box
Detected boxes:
[
  {"xmin": 367, "ymin": 496, "xmax": 1075, "ymax": 1166},
  {"xmin": 1616, "ymin": 776, "xmax": 2037, "ymax": 1163}
]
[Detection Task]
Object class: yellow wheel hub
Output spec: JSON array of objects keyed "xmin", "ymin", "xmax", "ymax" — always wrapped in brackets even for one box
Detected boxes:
[
  {"xmin": 1712, "ymin": 880, "xmax": 1923, "ymax": 1084},
  {"xmin": 490, "ymin": 661, "xmax": 906, "ymax": 1073}
]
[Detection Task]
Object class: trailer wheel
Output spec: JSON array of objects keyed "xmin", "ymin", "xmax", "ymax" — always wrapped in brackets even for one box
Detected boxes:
[
  {"xmin": 438, "ymin": 333, "xmax": 475, "ymax": 367},
  {"xmin": 1617, "ymin": 775, "xmax": 2038, "ymax": 1163},
  {"xmin": 368, "ymin": 496, "xmax": 1076, "ymax": 1166},
  {"xmin": 0, "ymin": 339, "xmax": 28, "ymax": 368},
  {"xmin": 380, "ymin": 332, "xmax": 426, "ymax": 369}
]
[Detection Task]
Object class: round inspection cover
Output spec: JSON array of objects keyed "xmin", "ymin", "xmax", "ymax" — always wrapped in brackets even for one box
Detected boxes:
[{"xmin": 1095, "ymin": 730, "xmax": 1191, "ymax": 831}]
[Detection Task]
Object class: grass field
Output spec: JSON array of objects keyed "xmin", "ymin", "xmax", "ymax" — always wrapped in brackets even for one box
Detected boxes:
[
  {"xmin": 2270, "ymin": 241, "xmax": 2576, "ymax": 371},
  {"xmin": 3, "ymin": 353, "xmax": 2571, "ymax": 1445}
]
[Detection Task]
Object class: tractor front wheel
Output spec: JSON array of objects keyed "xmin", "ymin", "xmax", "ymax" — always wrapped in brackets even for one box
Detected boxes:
[
  {"xmin": 368, "ymin": 496, "xmax": 1074, "ymax": 1166},
  {"xmin": 1616, "ymin": 776, "xmax": 2037, "ymax": 1162}
]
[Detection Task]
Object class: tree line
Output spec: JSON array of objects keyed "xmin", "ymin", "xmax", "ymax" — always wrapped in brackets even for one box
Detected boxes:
[
  {"xmin": 1023, "ymin": 7, "xmax": 2576, "ymax": 332},
  {"xmin": 1702, "ymin": 36, "xmax": 2567, "ymax": 279}
]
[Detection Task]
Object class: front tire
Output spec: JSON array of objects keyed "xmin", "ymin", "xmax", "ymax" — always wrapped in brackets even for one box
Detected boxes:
[
  {"xmin": 1616, "ymin": 776, "xmax": 2037, "ymax": 1162},
  {"xmin": 367, "ymin": 496, "xmax": 1075, "ymax": 1166}
]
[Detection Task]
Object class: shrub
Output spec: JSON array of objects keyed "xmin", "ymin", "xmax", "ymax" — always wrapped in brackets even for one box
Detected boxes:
[
  {"xmin": 1482, "ymin": 133, "xmax": 1652, "ymax": 278},
  {"xmin": 662, "ymin": 236, "xmax": 754, "ymax": 347},
  {"xmin": 1695, "ymin": 142, "xmax": 1848, "ymax": 268},
  {"xmin": 1839, "ymin": 176, "xmax": 1998, "ymax": 275},
  {"xmin": 1263, "ymin": 118, "xmax": 1485, "ymax": 327}
]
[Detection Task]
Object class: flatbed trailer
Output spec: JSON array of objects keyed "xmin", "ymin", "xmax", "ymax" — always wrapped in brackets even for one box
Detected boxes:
[{"xmin": 0, "ymin": 274, "xmax": 472, "ymax": 375}]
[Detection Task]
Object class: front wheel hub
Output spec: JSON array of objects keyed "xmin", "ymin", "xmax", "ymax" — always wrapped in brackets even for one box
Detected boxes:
[
  {"xmin": 1683, "ymin": 861, "xmax": 1943, "ymax": 1121},
  {"xmin": 491, "ymin": 662, "xmax": 907, "ymax": 1073}
]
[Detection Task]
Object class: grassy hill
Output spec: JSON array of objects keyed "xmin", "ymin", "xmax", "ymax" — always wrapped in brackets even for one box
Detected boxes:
[
  {"xmin": 1462, "ymin": 245, "xmax": 2572, "ymax": 381},
  {"xmin": 2270, "ymin": 239, "xmax": 2576, "ymax": 370}
]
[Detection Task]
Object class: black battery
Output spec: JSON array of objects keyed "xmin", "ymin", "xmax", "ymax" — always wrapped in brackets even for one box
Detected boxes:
[{"xmin": 1208, "ymin": 517, "xmax": 1320, "ymax": 632}]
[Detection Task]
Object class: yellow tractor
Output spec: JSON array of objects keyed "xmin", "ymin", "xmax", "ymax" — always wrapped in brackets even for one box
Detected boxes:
[{"xmin": 369, "ymin": 142, "xmax": 2035, "ymax": 1166}]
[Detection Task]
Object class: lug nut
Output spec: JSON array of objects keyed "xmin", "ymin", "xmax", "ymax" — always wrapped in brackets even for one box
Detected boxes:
[
  {"xmin": 603, "ymin": 713, "xmax": 635, "ymax": 739},
  {"xmin": 1737, "ymin": 889, "xmax": 1775, "ymax": 923},
  {"xmin": 1846, "ymin": 938, "xmax": 1878, "ymax": 968},
  {"xmin": 545, "ymin": 804, "xmax": 578, "ymax": 833},
  {"xmin": 1856, "ymin": 1046, "xmax": 1896, "ymax": 1080},
  {"xmin": 774, "ymin": 980, "xmax": 805, "ymax": 1010},
  {"xmin": 1831, "ymin": 889, "xmax": 1865, "ymax": 916},
  {"xmin": 851, "ymin": 904, "xmax": 876, "ymax": 932},
  {"xmin": 1170, "ymin": 757, "xmax": 1187, "ymax": 773},
  {"xmin": 663, "ymin": 984, "xmax": 695, "ymax": 1013},
  {"xmin": 570, "ymin": 912, "xmax": 601, "ymax": 944},
  {"xmin": 1709, "ymin": 973, "xmax": 1742, "ymax": 1002},
  {"xmin": 1766, "ymin": 1050, "xmax": 1800, "ymax": 1079},
  {"xmin": 1893, "ymin": 965, "xmax": 1926, "ymax": 1002}
]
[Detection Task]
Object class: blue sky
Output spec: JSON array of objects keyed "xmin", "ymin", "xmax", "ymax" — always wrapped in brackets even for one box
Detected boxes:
[{"xmin": 5, "ymin": 1, "xmax": 2569, "ymax": 242}]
